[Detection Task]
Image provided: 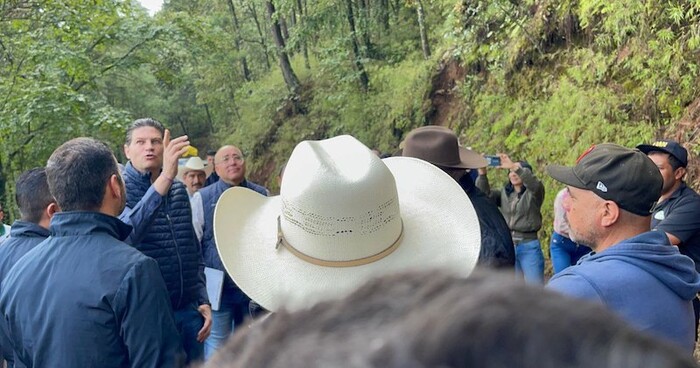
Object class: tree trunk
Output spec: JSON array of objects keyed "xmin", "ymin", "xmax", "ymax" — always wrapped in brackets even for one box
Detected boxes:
[
  {"xmin": 245, "ymin": 0, "xmax": 272, "ymax": 70},
  {"xmin": 266, "ymin": 0, "xmax": 301, "ymax": 96},
  {"xmin": 380, "ymin": 0, "xmax": 390, "ymax": 31},
  {"xmin": 227, "ymin": 0, "xmax": 252, "ymax": 81},
  {"xmin": 416, "ymin": 0, "xmax": 431, "ymax": 59},
  {"xmin": 295, "ymin": 0, "xmax": 311, "ymax": 69},
  {"xmin": 204, "ymin": 103, "xmax": 215, "ymax": 133},
  {"xmin": 355, "ymin": 0, "xmax": 372, "ymax": 57},
  {"xmin": 345, "ymin": 0, "xmax": 369, "ymax": 91}
]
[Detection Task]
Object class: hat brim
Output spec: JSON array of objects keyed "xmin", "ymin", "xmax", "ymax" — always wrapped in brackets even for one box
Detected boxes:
[
  {"xmin": 546, "ymin": 165, "xmax": 586, "ymax": 189},
  {"xmin": 176, "ymin": 165, "xmax": 213, "ymax": 181},
  {"xmin": 214, "ymin": 157, "xmax": 481, "ymax": 312},
  {"xmin": 451, "ymin": 147, "xmax": 488, "ymax": 169}
]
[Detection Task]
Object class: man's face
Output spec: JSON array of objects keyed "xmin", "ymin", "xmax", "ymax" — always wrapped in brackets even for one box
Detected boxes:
[
  {"xmin": 123, "ymin": 127, "xmax": 164, "ymax": 173},
  {"xmin": 563, "ymin": 186, "xmax": 602, "ymax": 249},
  {"xmin": 648, "ymin": 152, "xmax": 681, "ymax": 196},
  {"xmin": 207, "ymin": 155, "xmax": 215, "ymax": 166},
  {"xmin": 215, "ymin": 146, "xmax": 246, "ymax": 185},
  {"xmin": 183, "ymin": 170, "xmax": 206, "ymax": 194},
  {"xmin": 0, "ymin": 206, "xmax": 4, "ymax": 222}
]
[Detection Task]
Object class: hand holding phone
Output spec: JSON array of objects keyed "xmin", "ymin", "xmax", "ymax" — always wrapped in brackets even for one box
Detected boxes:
[{"xmin": 484, "ymin": 155, "xmax": 501, "ymax": 167}]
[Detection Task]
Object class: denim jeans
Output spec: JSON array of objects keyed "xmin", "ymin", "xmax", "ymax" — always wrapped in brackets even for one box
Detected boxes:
[
  {"xmin": 514, "ymin": 239, "xmax": 545, "ymax": 284},
  {"xmin": 549, "ymin": 231, "xmax": 591, "ymax": 274},
  {"xmin": 174, "ymin": 304, "xmax": 204, "ymax": 364},
  {"xmin": 204, "ymin": 305, "xmax": 236, "ymax": 359}
]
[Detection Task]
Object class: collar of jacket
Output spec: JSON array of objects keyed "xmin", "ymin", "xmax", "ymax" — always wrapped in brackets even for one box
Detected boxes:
[
  {"xmin": 9, "ymin": 220, "xmax": 50, "ymax": 238},
  {"xmin": 49, "ymin": 211, "xmax": 133, "ymax": 241}
]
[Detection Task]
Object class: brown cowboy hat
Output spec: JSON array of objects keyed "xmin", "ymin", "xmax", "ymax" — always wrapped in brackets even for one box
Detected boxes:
[{"xmin": 400, "ymin": 126, "xmax": 487, "ymax": 169}]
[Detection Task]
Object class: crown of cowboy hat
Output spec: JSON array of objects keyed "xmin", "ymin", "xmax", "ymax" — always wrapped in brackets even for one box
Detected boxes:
[
  {"xmin": 214, "ymin": 135, "xmax": 481, "ymax": 312},
  {"xmin": 400, "ymin": 126, "xmax": 487, "ymax": 169},
  {"xmin": 177, "ymin": 156, "xmax": 213, "ymax": 181}
]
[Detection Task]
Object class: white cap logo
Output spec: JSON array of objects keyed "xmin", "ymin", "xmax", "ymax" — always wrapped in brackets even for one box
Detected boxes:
[{"xmin": 596, "ymin": 181, "xmax": 608, "ymax": 192}]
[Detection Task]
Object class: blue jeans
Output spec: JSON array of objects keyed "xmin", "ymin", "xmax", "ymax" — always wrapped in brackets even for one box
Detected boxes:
[
  {"xmin": 174, "ymin": 304, "xmax": 204, "ymax": 364},
  {"xmin": 549, "ymin": 231, "xmax": 591, "ymax": 274},
  {"xmin": 204, "ymin": 305, "xmax": 236, "ymax": 359},
  {"xmin": 515, "ymin": 239, "xmax": 545, "ymax": 284}
]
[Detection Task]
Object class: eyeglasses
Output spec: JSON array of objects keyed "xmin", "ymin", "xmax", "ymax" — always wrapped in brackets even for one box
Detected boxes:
[{"xmin": 217, "ymin": 155, "xmax": 244, "ymax": 165}]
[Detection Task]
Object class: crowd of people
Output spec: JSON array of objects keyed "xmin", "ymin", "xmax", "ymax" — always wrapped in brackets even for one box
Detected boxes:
[{"xmin": 0, "ymin": 119, "xmax": 699, "ymax": 367}]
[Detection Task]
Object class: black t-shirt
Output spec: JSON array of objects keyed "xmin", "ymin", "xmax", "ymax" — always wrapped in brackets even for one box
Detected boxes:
[{"xmin": 651, "ymin": 183, "xmax": 700, "ymax": 272}]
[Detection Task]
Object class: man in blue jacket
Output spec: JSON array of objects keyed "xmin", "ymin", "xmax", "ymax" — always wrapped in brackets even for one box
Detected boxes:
[
  {"xmin": 546, "ymin": 143, "xmax": 700, "ymax": 353},
  {"xmin": 0, "ymin": 137, "xmax": 183, "ymax": 367},
  {"xmin": 191, "ymin": 145, "xmax": 269, "ymax": 358},
  {"xmin": 120, "ymin": 118, "xmax": 211, "ymax": 363},
  {"xmin": 0, "ymin": 168, "xmax": 58, "ymax": 367}
]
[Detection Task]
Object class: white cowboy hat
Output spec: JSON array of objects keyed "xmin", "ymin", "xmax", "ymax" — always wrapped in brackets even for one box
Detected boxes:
[
  {"xmin": 214, "ymin": 135, "xmax": 481, "ymax": 312},
  {"xmin": 176, "ymin": 156, "xmax": 213, "ymax": 181}
]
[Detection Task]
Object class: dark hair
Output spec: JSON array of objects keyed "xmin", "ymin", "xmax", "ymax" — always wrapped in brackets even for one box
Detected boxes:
[
  {"xmin": 206, "ymin": 270, "xmax": 697, "ymax": 368},
  {"xmin": 125, "ymin": 118, "xmax": 164, "ymax": 145},
  {"xmin": 15, "ymin": 168, "xmax": 54, "ymax": 223},
  {"xmin": 207, "ymin": 150, "xmax": 217, "ymax": 157},
  {"xmin": 46, "ymin": 138, "xmax": 119, "ymax": 212},
  {"xmin": 668, "ymin": 154, "xmax": 684, "ymax": 171}
]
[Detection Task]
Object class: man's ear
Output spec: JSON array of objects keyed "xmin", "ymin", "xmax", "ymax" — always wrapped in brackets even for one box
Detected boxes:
[
  {"xmin": 108, "ymin": 174, "xmax": 123, "ymax": 200},
  {"xmin": 674, "ymin": 167, "xmax": 687, "ymax": 181},
  {"xmin": 46, "ymin": 202, "xmax": 59, "ymax": 220},
  {"xmin": 123, "ymin": 144, "xmax": 131, "ymax": 161},
  {"xmin": 600, "ymin": 200, "xmax": 620, "ymax": 227}
]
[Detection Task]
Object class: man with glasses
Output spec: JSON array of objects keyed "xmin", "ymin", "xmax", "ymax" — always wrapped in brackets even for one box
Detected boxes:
[{"xmin": 191, "ymin": 145, "xmax": 268, "ymax": 359}]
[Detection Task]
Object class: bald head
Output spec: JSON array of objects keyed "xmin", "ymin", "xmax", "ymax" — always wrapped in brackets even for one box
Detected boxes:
[{"xmin": 215, "ymin": 145, "xmax": 246, "ymax": 185}]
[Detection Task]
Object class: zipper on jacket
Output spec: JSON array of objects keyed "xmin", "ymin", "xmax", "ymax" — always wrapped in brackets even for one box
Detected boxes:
[{"xmin": 165, "ymin": 196, "xmax": 185, "ymax": 310}]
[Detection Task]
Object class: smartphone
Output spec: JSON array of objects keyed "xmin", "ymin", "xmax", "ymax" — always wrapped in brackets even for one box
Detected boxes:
[{"xmin": 484, "ymin": 155, "xmax": 501, "ymax": 167}]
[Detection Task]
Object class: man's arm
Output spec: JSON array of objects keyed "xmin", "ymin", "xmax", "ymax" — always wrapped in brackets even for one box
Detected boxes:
[
  {"xmin": 116, "ymin": 258, "xmax": 184, "ymax": 367},
  {"xmin": 191, "ymin": 192, "xmax": 204, "ymax": 243},
  {"xmin": 546, "ymin": 273, "xmax": 603, "ymax": 303},
  {"xmin": 475, "ymin": 168, "xmax": 501, "ymax": 206},
  {"xmin": 654, "ymin": 195, "xmax": 700, "ymax": 247},
  {"xmin": 119, "ymin": 187, "xmax": 163, "ymax": 245}
]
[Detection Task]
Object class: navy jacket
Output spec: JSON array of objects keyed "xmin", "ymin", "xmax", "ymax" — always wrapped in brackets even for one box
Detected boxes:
[
  {"xmin": 197, "ymin": 179, "xmax": 268, "ymax": 304},
  {"xmin": 0, "ymin": 221, "xmax": 50, "ymax": 368},
  {"xmin": 0, "ymin": 212, "xmax": 183, "ymax": 367},
  {"xmin": 459, "ymin": 175, "xmax": 515, "ymax": 268},
  {"xmin": 548, "ymin": 231, "xmax": 700, "ymax": 352},
  {"xmin": 120, "ymin": 162, "xmax": 209, "ymax": 309}
]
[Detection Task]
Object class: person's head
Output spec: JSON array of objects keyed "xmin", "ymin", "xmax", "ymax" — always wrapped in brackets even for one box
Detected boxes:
[
  {"xmin": 400, "ymin": 126, "xmax": 487, "ymax": 181},
  {"xmin": 547, "ymin": 144, "xmax": 662, "ymax": 251},
  {"xmin": 123, "ymin": 118, "xmax": 165, "ymax": 174},
  {"xmin": 177, "ymin": 156, "xmax": 212, "ymax": 195},
  {"xmin": 206, "ymin": 149, "xmax": 217, "ymax": 166},
  {"xmin": 507, "ymin": 161, "xmax": 531, "ymax": 187},
  {"xmin": 15, "ymin": 168, "xmax": 58, "ymax": 229},
  {"xmin": 206, "ymin": 269, "xmax": 695, "ymax": 368},
  {"xmin": 636, "ymin": 140, "xmax": 688, "ymax": 198},
  {"xmin": 215, "ymin": 145, "xmax": 246, "ymax": 185},
  {"xmin": 47, "ymin": 138, "xmax": 125, "ymax": 216}
]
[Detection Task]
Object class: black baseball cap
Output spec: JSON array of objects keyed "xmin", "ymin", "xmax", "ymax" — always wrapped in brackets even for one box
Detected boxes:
[
  {"xmin": 636, "ymin": 139, "xmax": 688, "ymax": 167},
  {"xmin": 546, "ymin": 143, "xmax": 662, "ymax": 216}
]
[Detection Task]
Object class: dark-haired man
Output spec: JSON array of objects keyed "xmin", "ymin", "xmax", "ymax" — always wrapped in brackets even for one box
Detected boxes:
[
  {"xmin": 637, "ymin": 139, "xmax": 700, "ymax": 337},
  {"xmin": 0, "ymin": 204, "xmax": 10, "ymax": 244},
  {"xmin": 205, "ymin": 149, "xmax": 220, "ymax": 187},
  {"xmin": 399, "ymin": 126, "xmax": 515, "ymax": 268},
  {"xmin": 0, "ymin": 138, "xmax": 182, "ymax": 367},
  {"xmin": 0, "ymin": 168, "xmax": 58, "ymax": 367},
  {"xmin": 120, "ymin": 118, "xmax": 211, "ymax": 363},
  {"xmin": 546, "ymin": 143, "xmax": 700, "ymax": 352}
]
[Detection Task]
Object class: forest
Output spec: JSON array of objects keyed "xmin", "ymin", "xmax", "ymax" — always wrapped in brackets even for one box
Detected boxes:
[{"xmin": 2, "ymin": 0, "xmax": 700, "ymax": 247}]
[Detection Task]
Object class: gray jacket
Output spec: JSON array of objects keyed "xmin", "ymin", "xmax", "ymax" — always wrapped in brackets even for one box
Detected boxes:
[{"xmin": 476, "ymin": 167, "xmax": 545, "ymax": 241}]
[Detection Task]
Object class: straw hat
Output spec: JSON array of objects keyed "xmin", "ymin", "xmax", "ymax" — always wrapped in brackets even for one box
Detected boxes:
[
  {"xmin": 214, "ymin": 135, "xmax": 481, "ymax": 312},
  {"xmin": 401, "ymin": 126, "xmax": 487, "ymax": 169},
  {"xmin": 176, "ymin": 156, "xmax": 213, "ymax": 181}
]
